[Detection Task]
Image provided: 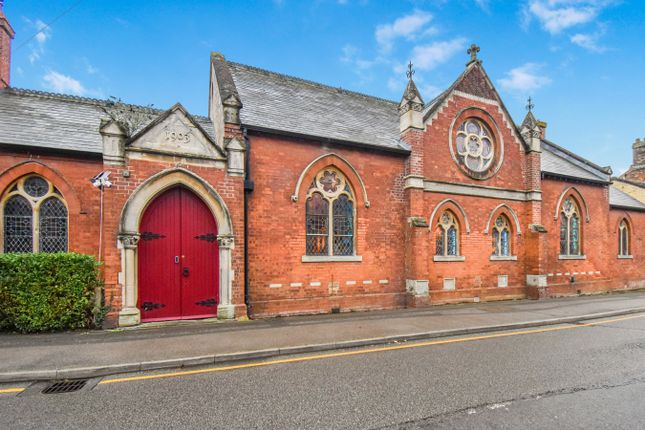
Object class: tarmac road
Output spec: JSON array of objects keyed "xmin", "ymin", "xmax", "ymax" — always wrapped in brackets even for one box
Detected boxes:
[{"xmin": 2, "ymin": 313, "xmax": 645, "ymax": 429}]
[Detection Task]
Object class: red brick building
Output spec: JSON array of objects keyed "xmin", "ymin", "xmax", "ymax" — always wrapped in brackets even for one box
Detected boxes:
[{"xmin": 0, "ymin": 7, "xmax": 643, "ymax": 326}]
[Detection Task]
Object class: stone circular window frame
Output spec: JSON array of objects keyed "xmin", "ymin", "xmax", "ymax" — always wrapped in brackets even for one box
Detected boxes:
[{"xmin": 448, "ymin": 107, "xmax": 504, "ymax": 181}]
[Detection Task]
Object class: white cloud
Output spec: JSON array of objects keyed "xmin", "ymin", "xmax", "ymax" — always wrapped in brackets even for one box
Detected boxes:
[
  {"xmin": 411, "ymin": 38, "xmax": 467, "ymax": 71},
  {"xmin": 498, "ymin": 63, "xmax": 552, "ymax": 92},
  {"xmin": 24, "ymin": 18, "xmax": 52, "ymax": 64},
  {"xmin": 570, "ymin": 31, "xmax": 606, "ymax": 52},
  {"xmin": 375, "ymin": 10, "xmax": 433, "ymax": 52},
  {"xmin": 387, "ymin": 77, "xmax": 402, "ymax": 93},
  {"xmin": 43, "ymin": 71, "xmax": 87, "ymax": 95},
  {"xmin": 340, "ymin": 44, "xmax": 376, "ymax": 70},
  {"xmin": 474, "ymin": 0, "xmax": 490, "ymax": 12},
  {"xmin": 526, "ymin": 1, "xmax": 611, "ymax": 34},
  {"xmin": 81, "ymin": 57, "xmax": 100, "ymax": 75}
]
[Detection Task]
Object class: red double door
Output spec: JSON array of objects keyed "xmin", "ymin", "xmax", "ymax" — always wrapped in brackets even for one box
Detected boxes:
[{"xmin": 138, "ymin": 187, "xmax": 219, "ymax": 322}]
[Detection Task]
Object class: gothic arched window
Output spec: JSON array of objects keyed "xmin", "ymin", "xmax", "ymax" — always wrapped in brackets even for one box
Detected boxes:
[
  {"xmin": 305, "ymin": 168, "xmax": 355, "ymax": 256},
  {"xmin": 435, "ymin": 210, "xmax": 460, "ymax": 257},
  {"xmin": 618, "ymin": 219, "xmax": 630, "ymax": 257},
  {"xmin": 491, "ymin": 215, "xmax": 511, "ymax": 257},
  {"xmin": 559, "ymin": 197, "xmax": 581, "ymax": 256},
  {"xmin": 2, "ymin": 175, "xmax": 68, "ymax": 253}
]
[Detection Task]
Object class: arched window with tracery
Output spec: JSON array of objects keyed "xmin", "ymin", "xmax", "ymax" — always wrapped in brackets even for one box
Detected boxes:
[
  {"xmin": 435, "ymin": 210, "xmax": 459, "ymax": 257},
  {"xmin": 559, "ymin": 197, "xmax": 581, "ymax": 256},
  {"xmin": 618, "ymin": 219, "xmax": 630, "ymax": 257},
  {"xmin": 305, "ymin": 168, "xmax": 355, "ymax": 256},
  {"xmin": 491, "ymin": 214, "xmax": 511, "ymax": 257},
  {"xmin": 2, "ymin": 175, "xmax": 68, "ymax": 253}
]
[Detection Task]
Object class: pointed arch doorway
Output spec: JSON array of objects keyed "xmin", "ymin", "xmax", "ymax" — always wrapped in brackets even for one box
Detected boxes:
[{"xmin": 137, "ymin": 186, "xmax": 219, "ymax": 322}]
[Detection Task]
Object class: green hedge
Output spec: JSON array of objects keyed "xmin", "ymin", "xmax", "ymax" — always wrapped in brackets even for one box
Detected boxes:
[{"xmin": 0, "ymin": 253, "xmax": 102, "ymax": 333}]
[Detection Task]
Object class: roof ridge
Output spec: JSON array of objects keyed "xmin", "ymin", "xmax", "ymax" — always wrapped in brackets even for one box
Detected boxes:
[
  {"xmin": 3, "ymin": 87, "xmax": 212, "ymax": 121},
  {"xmin": 614, "ymin": 177, "xmax": 645, "ymax": 189},
  {"xmin": 541, "ymin": 138, "xmax": 610, "ymax": 176},
  {"xmin": 4, "ymin": 87, "xmax": 114, "ymax": 107},
  {"xmin": 227, "ymin": 61, "xmax": 399, "ymax": 106}
]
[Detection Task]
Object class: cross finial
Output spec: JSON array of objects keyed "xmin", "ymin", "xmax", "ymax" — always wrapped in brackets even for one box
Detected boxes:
[
  {"xmin": 406, "ymin": 61, "xmax": 415, "ymax": 79},
  {"xmin": 526, "ymin": 96, "xmax": 534, "ymax": 113},
  {"xmin": 467, "ymin": 44, "xmax": 480, "ymax": 63}
]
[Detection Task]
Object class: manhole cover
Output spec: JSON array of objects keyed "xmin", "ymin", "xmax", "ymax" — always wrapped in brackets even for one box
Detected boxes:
[{"xmin": 42, "ymin": 379, "xmax": 88, "ymax": 395}]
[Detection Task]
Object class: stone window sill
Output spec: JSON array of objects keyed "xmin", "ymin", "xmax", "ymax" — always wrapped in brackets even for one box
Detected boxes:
[
  {"xmin": 433, "ymin": 255, "xmax": 465, "ymax": 262},
  {"xmin": 618, "ymin": 255, "xmax": 633, "ymax": 260},
  {"xmin": 558, "ymin": 255, "xmax": 586, "ymax": 260},
  {"xmin": 301, "ymin": 255, "xmax": 363, "ymax": 263},
  {"xmin": 489, "ymin": 255, "xmax": 518, "ymax": 261}
]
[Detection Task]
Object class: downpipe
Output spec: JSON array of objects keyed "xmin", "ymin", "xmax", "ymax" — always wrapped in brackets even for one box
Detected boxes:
[{"xmin": 243, "ymin": 127, "xmax": 254, "ymax": 317}]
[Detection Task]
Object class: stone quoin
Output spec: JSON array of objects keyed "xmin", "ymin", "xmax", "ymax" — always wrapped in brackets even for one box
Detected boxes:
[{"xmin": 0, "ymin": 6, "xmax": 643, "ymax": 327}]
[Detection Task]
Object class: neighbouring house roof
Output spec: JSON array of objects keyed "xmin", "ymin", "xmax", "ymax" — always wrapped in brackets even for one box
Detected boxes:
[
  {"xmin": 540, "ymin": 139, "xmax": 611, "ymax": 184},
  {"xmin": 611, "ymin": 178, "xmax": 645, "ymax": 205},
  {"xmin": 0, "ymin": 88, "xmax": 216, "ymax": 155},
  {"xmin": 609, "ymin": 184, "xmax": 645, "ymax": 210},
  {"xmin": 227, "ymin": 62, "xmax": 407, "ymax": 153}
]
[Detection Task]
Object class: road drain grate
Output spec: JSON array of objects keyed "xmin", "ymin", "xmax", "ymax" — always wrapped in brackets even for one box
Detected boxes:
[{"xmin": 42, "ymin": 379, "xmax": 88, "ymax": 395}]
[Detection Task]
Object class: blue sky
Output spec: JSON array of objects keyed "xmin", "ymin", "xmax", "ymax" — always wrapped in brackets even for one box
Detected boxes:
[{"xmin": 4, "ymin": 0, "xmax": 645, "ymax": 174}]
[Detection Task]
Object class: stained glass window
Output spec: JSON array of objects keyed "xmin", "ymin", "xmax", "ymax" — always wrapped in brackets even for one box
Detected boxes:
[
  {"xmin": 23, "ymin": 176, "xmax": 49, "ymax": 198},
  {"xmin": 435, "ymin": 210, "xmax": 460, "ymax": 257},
  {"xmin": 491, "ymin": 215, "xmax": 511, "ymax": 257},
  {"xmin": 305, "ymin": 168, "xmax": 355, "ymax": 256},
  {"xmin": 618, "ymin": 220, "xmax": 630, "ymax": 257},
  {"xmin": 2, "ymin": 176, "xmax": 68, "ymax": 253},
  {"xmin": 560, "ymin": 197, "xmax": 582, "ymax": 256},
  {"xmin": 306, "ymin": 193, "xmax": 329, "ymax": 256},
  {"xmin": 455, "ymin": 118, "xmax": 495, "ymax": 173}
]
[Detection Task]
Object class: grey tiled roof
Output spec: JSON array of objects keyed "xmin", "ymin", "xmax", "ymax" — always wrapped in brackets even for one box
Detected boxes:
[
  {"xmin": 227, "ymin": 62, "xmax": 407, "ymax": 152},
  {"xmin": 609, "ymin": 185, "xmax": 645, "ymax": 210},
  {"xmin": 540, "ymin": 140, "xmax": 610, "ymax": 183},
  {"xmin": 0, "ymin": 88, "xmax": 216, "ymax": 154}
]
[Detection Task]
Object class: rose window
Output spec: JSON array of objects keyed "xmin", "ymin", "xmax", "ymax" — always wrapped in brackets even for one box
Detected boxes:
[{"xmin": 455, "ymin": 119, "xmax": 494, "ymax": 173}]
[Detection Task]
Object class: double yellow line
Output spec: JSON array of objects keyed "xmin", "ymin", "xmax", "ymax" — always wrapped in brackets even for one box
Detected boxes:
[{"xmin": 1, "ymin": 312, "xmax": 643, "ymax": 395}]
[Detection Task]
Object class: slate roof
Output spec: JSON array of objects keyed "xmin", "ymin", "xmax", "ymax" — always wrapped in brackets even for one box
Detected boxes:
[
  {"xmin": 0, "ymin": 88, "xmax": 216, "ymax": 154},
  {"xmin": 609, "ymin": 184, "xmax": 645, "ymax": 210},
  {"xmin": 227, "ymin": 62, "xmax": 407, "ymax": 152},
  {"xmin": 540, "ymin": 139, "xmax": 611, "ymax": 183}
]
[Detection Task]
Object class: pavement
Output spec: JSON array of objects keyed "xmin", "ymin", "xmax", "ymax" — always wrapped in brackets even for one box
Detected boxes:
[{"xmin": 2, "ymin": 290, "xmax": 645, "ymax": 383}]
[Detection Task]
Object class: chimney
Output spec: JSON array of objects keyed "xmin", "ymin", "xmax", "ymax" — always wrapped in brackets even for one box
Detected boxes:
[
  {"xmin": 536, "ymin": 120, "xmax": 547, "ymax": 140},
  {"xmin": 0, "ymin": 0, "xmax": 15, "ymax": 89},
  {"xmin": 634, "ymin": 138, "xmax": 645, "ymax": 167}
]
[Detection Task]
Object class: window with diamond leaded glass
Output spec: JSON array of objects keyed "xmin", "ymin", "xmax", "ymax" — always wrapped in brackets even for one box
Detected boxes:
[
  {"xmin": 435, "ymin": 210, "xmax": 460, "ymax": 257},
  {"xmin": 4, "ymin": 195, "xmax": 33, "ymax": 253},
  {"xmin": 618, "ymin": 219, "xmax": 630, "ymax": 257},
  {"xmin": 305, "ymin": 168, "xmax": 355, "ymax": 257},
  {"xmin": 40, "ymin": 197, "xmax": 68, "ymax": 253},
  {"xmin": 491, "ymin": 214, "xmax": 511, "ymax": 257},
  {"xmin": 559, "ymin": 197, "xmax": 581, "ymax": 256},
  {"xmin": 2, "ymin": 175, "xmax": 68, "ymax": 253}
]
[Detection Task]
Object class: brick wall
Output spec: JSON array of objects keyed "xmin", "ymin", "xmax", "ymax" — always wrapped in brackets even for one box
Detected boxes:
[
  {"xmin": 539, "ymin": 178, "xmax": 644, "ymax": 295},
  {"xmin": 0, "ymin": 150, "xmax": 103, "ymax": 258},
  {"xmin": 246, "ymin": 132, "xmax": 408, "ymax": 316},
  {"xmin": 0, "ymin": 149, "xmax": 246, "ymax": 325},
  {"xmin": 99, "ymin": 157, "xmax": 246, "ymax": 323}
]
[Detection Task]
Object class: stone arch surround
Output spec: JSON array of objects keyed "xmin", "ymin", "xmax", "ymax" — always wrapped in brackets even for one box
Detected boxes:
[{"xmin": 117, "ymin": 168, "xmax": 235, "ymax": 326}]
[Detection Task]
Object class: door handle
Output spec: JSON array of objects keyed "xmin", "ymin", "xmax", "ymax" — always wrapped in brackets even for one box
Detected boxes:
[{"xmin": 183, "ymin": 267, "xmax": 189, "ymax": 277}]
